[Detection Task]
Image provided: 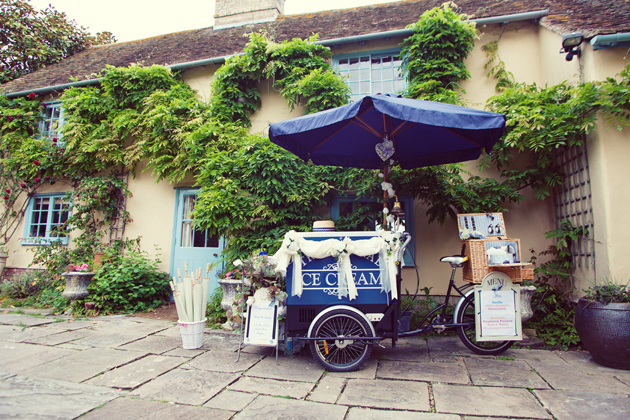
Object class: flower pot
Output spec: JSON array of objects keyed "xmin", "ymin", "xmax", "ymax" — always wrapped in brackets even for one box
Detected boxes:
[
  {"xmin": 520, "ymin": 285, "xmax": 537, "ymax": 322},
  {"xmin": 93, "ymin": 252, "xmax": 106, "ymax": 270},
  {"xmin": 62, "ymin": 272, "xmax": 95, "ymax": 301},
  {"xmin": 0, "ymin": 252, "xmax": 7, "ymax": 279},
  {"xmin": 575, "ymin": 297, "xmax": 630, "ymax": 370},
  {"xmin": 218, "ymin": 278, "xmax": 242, "ymax": 311}
]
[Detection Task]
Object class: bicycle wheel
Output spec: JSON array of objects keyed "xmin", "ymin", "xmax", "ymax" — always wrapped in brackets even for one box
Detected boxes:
[
  {"xmin": 456, "ymin": 294, "xmax": 513, "ymax": 355},
  {"xmin": 310, "ymin": 308, "xmax": 372, "ymax": 372}
]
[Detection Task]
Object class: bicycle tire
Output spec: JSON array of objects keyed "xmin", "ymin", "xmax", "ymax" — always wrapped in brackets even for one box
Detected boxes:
[
  {"xmin": 309, "ymin": 308, "xmax": 372, "ymax": 372},
  {"xmin": 455, "ymin": 294, "xmax": 513, "ymax": 355}
]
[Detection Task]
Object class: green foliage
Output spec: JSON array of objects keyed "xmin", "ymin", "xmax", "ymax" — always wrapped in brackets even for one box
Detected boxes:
[
  {"xmin": 206, "ymin": 287, "xmax": 227, "ymax": 327},
  {"xmin": 211, "ymin": 33, "xmax": 349, "ymax": 125},
  {"xmin": 0, "ymin": 95, "xmax": 59, "ymax": 247},
  {"xmin": 0, "ymin": 270, "xmax": 50, "ymax": 299},
  {"xmin": 400, "ymin": 2, "xmax": 477, "ymax": 103},
  {"xmin": 0, "ymin": 0, "xmax": 116, "ymax": 83},
  {"xmin": 193, "ymin": 134, "xmax": 336, "ymax": 261},
  {"xmin": 583, "ymin": 280, "xmax": 630, "ymax": 305},
  {"xmin": 90, "ymin": 244, "xmax": 170, "ymax": 313},
  {"xmin": 525, "ymin": 221, "xmax": 589, "ymax": 350}
]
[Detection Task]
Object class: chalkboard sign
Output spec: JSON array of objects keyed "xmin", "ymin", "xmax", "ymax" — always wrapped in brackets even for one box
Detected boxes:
[
  {"xmin": 244, "ymin": 300, "xmax": 279, "ymax": 347},
  {"xmin": 474, "ymin": 271, "xmax": 522, "ymax": 342}
]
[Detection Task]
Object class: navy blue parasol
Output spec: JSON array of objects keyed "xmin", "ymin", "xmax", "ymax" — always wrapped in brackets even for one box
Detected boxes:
[{"xmin": 269, "ymin": 94, "xmax": 505, "ymax": 170}]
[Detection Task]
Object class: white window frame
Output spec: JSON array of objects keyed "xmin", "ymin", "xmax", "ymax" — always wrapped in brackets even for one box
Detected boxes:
[
  {"xmin": 38, "ymin": 101, "xmax": 64, "ymax": 144},
  {"xmin": 333, "ymin": 49, "xmax": 407, "ymax": 102},
  {"xmin": 330, "ymin": 195, "xmax": 415, "ymax": 266},
  {"xmin": 22, "ymin": 193, "xmax": 70, "ymax": 245}
]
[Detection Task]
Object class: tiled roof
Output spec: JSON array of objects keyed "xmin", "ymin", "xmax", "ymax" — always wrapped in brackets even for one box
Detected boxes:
[{"xmin": 3, "ymin": 0, "xmax": 630, "ymax": 95}]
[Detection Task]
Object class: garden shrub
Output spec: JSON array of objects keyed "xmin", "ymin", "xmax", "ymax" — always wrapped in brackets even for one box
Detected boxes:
[
  {"xmin": 90, "ymin": 244, "xmax": 170, "ymax": 313},
  {"xmin": 0, "ymin": 270, "xmax": 50, "ymax": 299}
]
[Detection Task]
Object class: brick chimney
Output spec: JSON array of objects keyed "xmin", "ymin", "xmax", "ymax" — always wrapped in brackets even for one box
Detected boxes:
[{"xmin": 215, "ymin": 0, "xmax": 285, "ymax": 29}]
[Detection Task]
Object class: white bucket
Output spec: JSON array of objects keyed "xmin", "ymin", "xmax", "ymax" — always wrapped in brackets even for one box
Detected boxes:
[{"xmin": 178, "ymin": 318, "xmax": 206, "ymax": 349}]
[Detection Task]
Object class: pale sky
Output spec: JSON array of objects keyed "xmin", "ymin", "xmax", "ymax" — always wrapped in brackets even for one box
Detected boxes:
[{"xmin": 28, "ymin": 0, "xmax": 403, "ymax": 43}]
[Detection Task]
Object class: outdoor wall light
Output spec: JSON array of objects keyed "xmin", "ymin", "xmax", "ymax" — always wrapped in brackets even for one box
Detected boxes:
[{"xmin": 561, "ymin": 32, "xmax": 584, "ymax": 61}]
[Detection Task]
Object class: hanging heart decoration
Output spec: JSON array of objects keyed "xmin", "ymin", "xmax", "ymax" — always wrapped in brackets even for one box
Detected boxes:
[{"xmin": 375, "ymin": 136, "xmax": 395, "ymax": 161}]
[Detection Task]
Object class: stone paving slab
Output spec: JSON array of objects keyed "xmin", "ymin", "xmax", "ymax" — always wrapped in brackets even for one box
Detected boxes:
[
  {"xmin": 465, "ymin": 358, "xmax": 550, "ymax": 389},
  {"xmin": 0, "ymin": 323, "xmax": 85, "ymax": 343},
  {"xmin": 164, "ymin": 347, "xmax": 206, "ymax": 358},
  {"xmin": 229, "ymin": 376, "xmax": 314, "ymax": 399},
  {"xmin": 74, "ymin": 331, "xmax": 146, "ymax": 348},
  {"xmin": 432, "ymin": 383, "xmax": 550, "ymax": 419},
  {"xmin": 503, "ymin": 348, "xmax": 567, "ymax": 364},
  {"xmin": 534, "ymin": 389, "xmax": 630, "ymax": 420},
  {"xmin": 20, "ymin": 347, "xmax": 148, "ymax": 383},
  {"xmin": 338, "ymin": 378, "xmax": 430, "ymax": 411},
  {"xmin": 347, "ymin": 407, "xmax": 460, "ymax": 420},
  {"xmin": 426, "ymin": 336, "xmax": 480, "ymax": 358},
  {"xmin": 245, "ymin": 353, "xmax": 323, "ymax": 383},
  {"xmin": 118, "ymin": 335, "xmax": 182, "ymax": 354},
  {"xmin": 377, "ymin": 360, "xmax": 470, "ymax": 384},
  {"xmin": 0, "ymin": 373, "xmax": 118, "ymax": 419},
  {"xmin": 531, "ymin": 362, "xmax": 630, "ymax": 393},
  {"xmin": 328, "ymin": 357, "xmax": 378, "ymax": 379},
  {"xmin": 82, "ymin": 396, "xmax": 233, "ymax": 420},
  {"xmin": 234, "ymin": 394, "xmax": 348, "ymax": 420},
  {"xmin": 204, "ymin": 389, "xmax": 258, "ymax": 411},
  {"xmin": 0, "ymin": 341, "xmax": 74, "ymax": 374},
  {"xmin": 56, "ymin": 342, "xmax": 94, "ymax": 351},
  {"xmin": 0, "ymin": 313, "xmax": 55, "ymax": 327},
  {"xmin": 85, "ymin": 354, "xmax": 186, "ymax": 389},
  {"xmin": 308, "ymin": 375, "xmax": 346, "ymax": 403},
  {"xmin": 187, "ymin": 349, "xmax": 262, "ymax": 373},
  {"xmin": 154, "ymin": 325, "xmax": 183, "ymax": 337},
  {"xmin": 132, "ymin": 367, "xmax": 239, "ymax": 405},
  {"xmin": 555, "ymin": 350, "xmax": 630, "ymax": 376},
  {"xmin": 27, "ymin": 329, "xmax": 93, "ymax": 345},
  {"xmin": 372, "ymin": 343, "xmax": 430, "ymax": 362}
]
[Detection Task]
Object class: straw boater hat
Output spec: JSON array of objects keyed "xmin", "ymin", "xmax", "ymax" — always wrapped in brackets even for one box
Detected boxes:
[{"xmin": 313, "ymin": 220, "xmax": 335, "ymax": 232}]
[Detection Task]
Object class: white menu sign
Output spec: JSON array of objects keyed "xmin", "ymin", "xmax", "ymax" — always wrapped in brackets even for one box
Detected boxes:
[{"xmin": 474, "ymin": 271, "xmax": 522, "ymax": 342}]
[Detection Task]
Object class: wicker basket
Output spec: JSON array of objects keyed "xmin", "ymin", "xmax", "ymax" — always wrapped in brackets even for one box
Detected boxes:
[
  {"xmin": 461, "ymin": 238, "xmax": 532, "ymax": 284},
  {"xmin": 178, "ymin": 318, "xmax": 206, "ymax": 349}
]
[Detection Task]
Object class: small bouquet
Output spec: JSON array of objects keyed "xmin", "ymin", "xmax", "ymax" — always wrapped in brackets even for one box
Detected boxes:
[{"xmin": 68, "ymin": 263, "xmax": 90, "ymax": 272}]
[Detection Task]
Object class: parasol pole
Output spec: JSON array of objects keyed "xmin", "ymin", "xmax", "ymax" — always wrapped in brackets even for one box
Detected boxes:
[{"xmin": 383, "ymin": 163, "xmax": 389, "ymax": 227}]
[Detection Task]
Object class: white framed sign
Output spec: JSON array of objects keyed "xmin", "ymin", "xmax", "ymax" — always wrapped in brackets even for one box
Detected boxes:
[
  {"xmin": 474, "ymin": 271, "xmax": 522, "ymax": 342},
  {"xmin": 244, "ymin": 300, "xmax": 279, "ymax": 347}
]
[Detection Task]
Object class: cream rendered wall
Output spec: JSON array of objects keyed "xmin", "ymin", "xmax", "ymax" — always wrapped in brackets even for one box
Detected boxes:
[{"xmin": 580, "ymin": 46, "xmax": 630, "ymax": 288}]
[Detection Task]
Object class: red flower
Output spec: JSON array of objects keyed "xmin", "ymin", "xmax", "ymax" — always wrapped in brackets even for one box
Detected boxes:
[
  {"xmin": 7, "ymin": 116, "xmax": 13, "ymax": 122},
  {"xmin": 20, "ymin": 183, "xmax": 27, "ymax": 188},
  {"xmin": 52, "ymin": 138, "xmax": 58, "ymax": 143},
  {"xmin": 3, "ymin": 196, "xmax": 8, "ymax": 200},
  {"xmin": 4, "ymin": 189, "xmax": 10, "ymax": 193},
  {"xmin": 44, "ymin": 176, "xmax": 50, "ymax": 181},
  {"xmin": 15, "ymin": 115, "xmax": 20, "ymax": 119},
  {"xmin": 28, "ymin": 92, "xmax": 36, "ymax": 99},
  {"xmin": 33, "ymin": 160, "xmax": 41, "ymax": 165},
  {"xmin": 34, "ymin": 178, "xmax": 41, "ymax": 183}
]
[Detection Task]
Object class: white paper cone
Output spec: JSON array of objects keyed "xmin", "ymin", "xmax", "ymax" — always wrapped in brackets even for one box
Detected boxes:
[
  {"xmin": 183, "ymin": 275, "xmax": 193, "ymax": 323},
  {"xmin": 173, "ymin": 291, "xmax": 188, "ymax": 322},
  {"xmin": 202, "ymin": 278, "xmax": 210, "ymax": 316}
]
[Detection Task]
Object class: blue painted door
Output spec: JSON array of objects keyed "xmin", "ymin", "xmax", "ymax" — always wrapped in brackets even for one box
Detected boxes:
[{"xmin": 170, "ymin": 189, "xmax": 224, "ymax": 299}]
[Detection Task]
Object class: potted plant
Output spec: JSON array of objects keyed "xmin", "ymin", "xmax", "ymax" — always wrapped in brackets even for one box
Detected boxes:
[
  {"xmin": 61, "ymin": 263, "xmax": 95, "ymax": 301},
  {"xmin": 575, "ymin": 281, "xmax": 630, "ymax": 369}
]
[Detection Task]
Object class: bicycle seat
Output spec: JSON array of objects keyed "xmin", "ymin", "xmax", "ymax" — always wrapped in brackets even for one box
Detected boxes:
[{"xmin": 440, "ymin": 256, "xmax": 468, "ymax": 265}]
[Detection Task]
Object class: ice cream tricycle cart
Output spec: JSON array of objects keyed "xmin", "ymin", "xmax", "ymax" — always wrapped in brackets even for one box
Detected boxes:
[
  {"xmin": 267, "ymin": 226, "xmax": 520, "ymax": 372},
  {"xmin": 260, "ymin": 94, "xmax": 517, "ymax": 371}
]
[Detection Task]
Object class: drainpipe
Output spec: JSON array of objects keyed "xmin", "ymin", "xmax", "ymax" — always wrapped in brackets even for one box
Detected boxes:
[
  {"xmin": 590, "ymin": 33, "xmax": 630, "ymax": 50},
  {"xmin": 3, "ymin": 9, "xmax": 549, "ymax": 98}
]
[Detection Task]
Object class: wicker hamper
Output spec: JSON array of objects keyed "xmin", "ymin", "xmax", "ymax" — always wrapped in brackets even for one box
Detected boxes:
[{"xmin": 458, "ymin": 213, "xmax": 534, "ymax": 284}]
